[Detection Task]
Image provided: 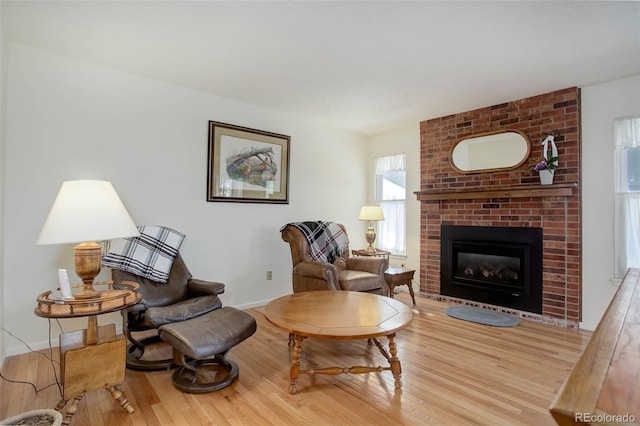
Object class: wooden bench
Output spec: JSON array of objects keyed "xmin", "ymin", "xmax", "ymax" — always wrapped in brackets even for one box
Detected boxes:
[{"xmin": 549, "ymin": 268, "xmax": 640, "ymax": 425}]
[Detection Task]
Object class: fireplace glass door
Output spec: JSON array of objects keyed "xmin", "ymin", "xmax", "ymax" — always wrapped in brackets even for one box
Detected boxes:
[
  {"xmin": 452, "ymin": 242, "xmax": 529, "ymax": 296},
  {"xmin": 441, "ymin": 225, "xmax": 542, "ymax": 314}
]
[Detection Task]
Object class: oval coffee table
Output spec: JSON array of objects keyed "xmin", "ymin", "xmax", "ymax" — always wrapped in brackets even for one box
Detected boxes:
[{"xmin": 264, "ymin": 290, "xmax": 413, "ymax": 394}]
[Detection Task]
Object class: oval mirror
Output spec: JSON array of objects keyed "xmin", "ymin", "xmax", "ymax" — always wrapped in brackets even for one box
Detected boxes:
[{"xmin": 449, "ymin": 130, "xmax": 531, "ymax": 173}]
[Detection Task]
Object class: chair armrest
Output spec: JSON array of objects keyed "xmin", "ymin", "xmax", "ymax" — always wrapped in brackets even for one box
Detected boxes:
[
  {"xmin": 187, "ymin": 279, "xmax": 226, "ymax": 297},
  {"xmin": 346, "ymin": 257, "xmax": 389, "ymax": 276},
  {"xmin": 124, "ymin": 299, "xmax": 148, "ymax": 314},
  {"xmin": 293, "ymin": 261, "xmax": 340, "ymax": 290}
]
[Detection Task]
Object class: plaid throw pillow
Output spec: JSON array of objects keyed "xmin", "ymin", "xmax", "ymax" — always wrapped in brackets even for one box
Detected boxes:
[{"xmin": 101, "ymin": 225, "xmax": 185, "ymax": 283}]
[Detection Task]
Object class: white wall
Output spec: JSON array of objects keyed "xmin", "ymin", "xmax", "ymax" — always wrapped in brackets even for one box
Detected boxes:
[
  {"xmin": 0, "ymin": 8, "xmax": 7, "ymax": 365},
  {"xmin": 581, "ymin": 74, "xmax": 640, "ymax": 330},
  {"xmin": 366, "ymin": 125, "xmax": 421, "ymax": 278},
  {"xmin": 2, "ymin": 43, "xmax": 368, "ymax": 355}
]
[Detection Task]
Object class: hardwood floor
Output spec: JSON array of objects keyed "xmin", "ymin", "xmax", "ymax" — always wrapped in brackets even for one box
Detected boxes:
[{"xmin": 1, "ymin": 293, "xmax": 591, "ymax": 425}]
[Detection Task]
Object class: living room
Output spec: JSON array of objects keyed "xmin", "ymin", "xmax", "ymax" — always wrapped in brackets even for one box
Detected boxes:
[{"xmin": 0, "ymin": 2, "xmax": 639, "ymax": 425}]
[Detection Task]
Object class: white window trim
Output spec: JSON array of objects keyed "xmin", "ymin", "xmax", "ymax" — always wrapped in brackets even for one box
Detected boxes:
[
  {"xmin": 374, "ymin": 153, "xmax": 407, "ymax": 256},
  {"xmin": 614, "ymin": 115, "xmax": 640, "ymax": 278}
]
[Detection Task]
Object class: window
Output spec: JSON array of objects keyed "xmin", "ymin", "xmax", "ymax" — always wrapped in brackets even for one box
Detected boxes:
[
  {"xmin": 614, "ymin": 115, "xmax": 640, "ymax": 278},
  {"xmin": 374, "ymin": 153, "xmax": 406, "ymax": 256}
]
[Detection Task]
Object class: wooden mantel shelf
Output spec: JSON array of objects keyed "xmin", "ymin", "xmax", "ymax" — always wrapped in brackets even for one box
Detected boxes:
[{"xmin": 414, "ymin": 182, "xmax": 578, "ymax": 201}]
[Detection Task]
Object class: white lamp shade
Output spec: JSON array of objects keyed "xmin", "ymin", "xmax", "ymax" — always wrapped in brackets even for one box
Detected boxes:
[
  {"xmin": 358, "ymin": 205, "xmax": 385, "ymax": 221},
  {"xmin": 37, "ymin": 180, "xmax": 139, "ymax": 245}
]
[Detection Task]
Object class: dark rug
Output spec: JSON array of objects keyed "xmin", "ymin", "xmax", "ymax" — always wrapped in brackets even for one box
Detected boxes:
[{"xmin": 444, "ymin": 306, "xmax": 520, "ymax": 327}]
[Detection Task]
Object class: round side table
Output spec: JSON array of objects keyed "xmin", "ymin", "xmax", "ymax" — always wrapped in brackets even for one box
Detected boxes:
[{"xmin": 34, "ymin": 281, "xmax": 141, "ymax": 424}]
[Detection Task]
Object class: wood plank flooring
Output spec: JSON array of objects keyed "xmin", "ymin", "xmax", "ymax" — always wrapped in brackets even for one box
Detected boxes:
[{"xmin": 0, "ymin": 293, "xmax": 591, "ymax": 425}]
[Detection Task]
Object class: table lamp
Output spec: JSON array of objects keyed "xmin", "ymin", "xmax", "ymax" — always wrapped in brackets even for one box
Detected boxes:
[
  {"xmin": 37, "ymin": 180, "xmax": 139, "ymax": 299},
  {"xmin": 358, "ymin": 205, "xmax": 385, "ymax": 254}
]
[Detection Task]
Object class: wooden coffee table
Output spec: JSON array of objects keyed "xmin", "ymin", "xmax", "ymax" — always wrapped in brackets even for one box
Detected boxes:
[{"xmin": 264, "ymin": 291, "xmax": 413, "ymax": 394}]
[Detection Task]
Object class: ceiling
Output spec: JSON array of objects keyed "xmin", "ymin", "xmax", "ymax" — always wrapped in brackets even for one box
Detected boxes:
[{"xmin": 2, "ymin": 1, "xmax": 639, "ymax": 135}]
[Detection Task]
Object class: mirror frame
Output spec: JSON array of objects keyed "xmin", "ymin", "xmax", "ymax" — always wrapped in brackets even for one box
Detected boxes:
[{"xmin": 449, "ymin": 129, "xmax": 531, "ymax": 174}]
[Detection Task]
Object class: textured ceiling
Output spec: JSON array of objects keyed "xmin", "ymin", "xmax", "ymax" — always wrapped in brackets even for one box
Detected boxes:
[{"xmin": 3, "ymin": 1, "xmax": 639, "ymax": 135}]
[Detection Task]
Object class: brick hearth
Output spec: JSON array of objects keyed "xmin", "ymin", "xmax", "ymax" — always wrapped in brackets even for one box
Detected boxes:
[{"xmin": 416, "ymin": 87, "xmax": 581, "ymax": 327}]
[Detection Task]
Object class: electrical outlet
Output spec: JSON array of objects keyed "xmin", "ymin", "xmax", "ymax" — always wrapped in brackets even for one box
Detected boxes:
[{"xmin": 266, "ymin": 270, "xmax": 272, "ymax": 280}]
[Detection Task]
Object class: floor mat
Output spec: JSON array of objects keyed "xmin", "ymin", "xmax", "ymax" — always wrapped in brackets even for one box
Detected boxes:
[{"xmin": 444, "ymin": 306, "xmax": 520, "ymax": 327}]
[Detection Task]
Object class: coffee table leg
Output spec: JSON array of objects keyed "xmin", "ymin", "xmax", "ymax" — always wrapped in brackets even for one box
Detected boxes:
[
  {"xmin": 388, "ymin": 333, "xmax": 403, "ymax": 390},
  {"xmin": 289, "ymin": 334, "xmax": 303, "ymax": 394}
]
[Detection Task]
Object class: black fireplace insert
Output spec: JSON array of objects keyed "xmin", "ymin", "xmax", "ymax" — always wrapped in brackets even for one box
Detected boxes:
[{"xmin": 440, "ymin": 225, "xmax": 543, "ymax": 314}]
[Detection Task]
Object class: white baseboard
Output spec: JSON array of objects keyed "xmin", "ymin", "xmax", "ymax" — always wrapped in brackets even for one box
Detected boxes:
[
  {"xmin": 234, "ymin": 299, "xmax": 270, "ymax": 310},
  {"xmin": 4, "ymin": 337, "xmax": 61, "ymax": 357},
  {"xmin": 578, "ymin": 321, "xmax": 598, "ymax": 331}
]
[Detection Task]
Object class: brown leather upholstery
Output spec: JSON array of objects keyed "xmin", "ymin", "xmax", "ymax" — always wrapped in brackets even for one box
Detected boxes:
[
  {"xmin": 281, "ymin": 223, "xmax": 389, "ymax": 295},
  {"xmin": 112, "ymin": 253, "xmax": 226, "ymax": 370}
]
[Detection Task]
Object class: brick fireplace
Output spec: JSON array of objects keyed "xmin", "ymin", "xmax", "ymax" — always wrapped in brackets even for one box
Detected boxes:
[{"xmin": 416, "ymin": 87, "xmax": 581, "ymax": 328}]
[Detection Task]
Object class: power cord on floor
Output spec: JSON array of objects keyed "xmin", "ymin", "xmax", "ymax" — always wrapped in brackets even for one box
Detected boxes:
[{"xmin": 1, "ymin": 321, "xmax": 63, "ymax": 397}]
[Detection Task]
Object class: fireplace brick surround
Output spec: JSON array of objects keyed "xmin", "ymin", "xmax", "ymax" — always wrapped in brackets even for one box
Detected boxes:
[{"xmin": 416, "ymin": 87, "xmax": 581, "ymax": 328}]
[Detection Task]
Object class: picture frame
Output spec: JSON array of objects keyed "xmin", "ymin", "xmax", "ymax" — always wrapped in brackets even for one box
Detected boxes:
[{"xmin": 207, "ymin": 121, "xmax": 290, "ymax": 204}]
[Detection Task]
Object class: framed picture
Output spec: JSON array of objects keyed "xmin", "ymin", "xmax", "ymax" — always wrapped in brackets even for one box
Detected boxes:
[{"xmin": 207, "ymin": 121, "xmax": 290, "ymax": 204}]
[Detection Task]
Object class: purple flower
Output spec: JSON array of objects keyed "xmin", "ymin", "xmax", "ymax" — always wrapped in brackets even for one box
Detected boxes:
[
  {"xmin": 533, "ymin": 161, "xmax": 548, "ymax": 172},
  {"xmin": 531, "ymin": 156, "xmax": 558, "ymax": 173}
]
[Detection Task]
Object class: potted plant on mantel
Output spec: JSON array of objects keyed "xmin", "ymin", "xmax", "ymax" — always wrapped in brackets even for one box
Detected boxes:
[
  {"xmin": 531, "ymin": 134, "xmax": 559, "ymax": 185},
  {"xmin": 532, "ymin": 157, "xmax": 558, "ymax": 185}
]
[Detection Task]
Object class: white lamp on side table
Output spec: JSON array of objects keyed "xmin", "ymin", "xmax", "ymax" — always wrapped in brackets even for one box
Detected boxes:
[
  {"xmin": 37, "ymin": 180, "xmax": 139, "ymax": 299},
  {"xmin": 358, "ymin": 205, "xmax": 385, "ymax": 254},
  {"xmin": 35, "ymin": 180, "xmax": 141, "ymax": 423}
]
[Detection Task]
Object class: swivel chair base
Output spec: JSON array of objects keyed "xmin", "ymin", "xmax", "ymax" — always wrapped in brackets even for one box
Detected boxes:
[
  {"xmin": 172, "ymin": 358, "xmax": 240, "ymax": 393},
  {"xmin": 125, "ymin": 336, "xmax": 177, "ymax": 371}
]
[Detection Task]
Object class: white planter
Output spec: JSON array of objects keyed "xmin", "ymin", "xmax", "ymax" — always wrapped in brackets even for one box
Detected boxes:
[{"xmin": 539, "ymin": 169, "xmax": 554, "ymax": 185}]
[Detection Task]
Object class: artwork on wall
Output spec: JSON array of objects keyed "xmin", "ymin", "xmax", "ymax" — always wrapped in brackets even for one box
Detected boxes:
[{"xmin": 207, "ymin": 121, "xmax": 290, "ymax": 204}]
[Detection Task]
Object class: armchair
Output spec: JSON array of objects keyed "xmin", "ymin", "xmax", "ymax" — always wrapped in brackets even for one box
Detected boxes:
[
  {"xmin": 112, "ymin": 253, "xmax": 225, "ymax": 371},
  {"xmin": 281, "ymin": 222, "xmax": 389, "ymax": 295}
]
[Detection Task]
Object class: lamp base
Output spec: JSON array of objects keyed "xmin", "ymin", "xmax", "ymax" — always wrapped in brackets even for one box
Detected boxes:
[
  {"xmin": 74, "ymin": 242, "xmax": 102, "ymax": 300},
  {"xmin": 74, "ymin": 286, "xmax": 101, "ymax": 300},
  {"xmin": 365, "ymin": 225, "xmax": 377, "ymax": 254}
]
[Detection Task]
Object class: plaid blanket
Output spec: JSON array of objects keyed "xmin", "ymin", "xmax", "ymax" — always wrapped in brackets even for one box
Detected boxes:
[
  {"xmin": 282, "ymin": 221, "xmax": 349, "ymax": 264},
  {"xmin": 101, "ymin": 225, "xmax": 185, "ymax": 283}
]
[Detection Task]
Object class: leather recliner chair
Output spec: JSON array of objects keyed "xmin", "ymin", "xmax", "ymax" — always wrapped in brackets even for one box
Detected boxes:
[
  {"xmin": 281, "ymin": 223, "xmax": 389, "ymax": 295},
  {"xmin": 112, "ymin": 253, "xmax": 225, "ymax": 371}
]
